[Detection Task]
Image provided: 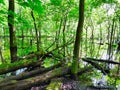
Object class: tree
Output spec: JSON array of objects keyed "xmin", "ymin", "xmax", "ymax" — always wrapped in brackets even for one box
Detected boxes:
[
  {"xmin": 71, "ymin": 0, "xmax": 85, "ymax": 79},
  {"xmin": 8, "ymin": 0, "xmax": 17, "ymax": 63},
  {"xmin": 0, "ymin": 0, "xmax": 119, "ymax": 89},
  {"xmin": 0, "ymin": 46, "xmax": 5, "ymax": 64}
]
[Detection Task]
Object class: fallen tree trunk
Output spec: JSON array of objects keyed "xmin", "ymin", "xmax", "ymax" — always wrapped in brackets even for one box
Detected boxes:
[
  {"xmin": 82, "ymin": 58, "xmax": 110, "ymax": 74},
  {"xmin": 19, "ymin": 51, "xmax": 43, "ymax": 60},
  {"xmin": 0, "ymin": 63, "xmax": 62, "ymax": 84},
  {"xmin": 19, "ymin": 39, "xmax": 74, "ymax": 60},
  {"xmin": 82, "ymin": 58, "xmax": 120, "ymax": 65},
  {"xmin": 0, "ymin": 66, "xmax": 93, "ymax": 90},
  {"xmin": 0, "ymin": 40, "xmax": 74, "ymax": 75},
  {"xmin": 0, "ymin": 66, "xmax": 70, "ymax": 90},
  {"xmin": 0, "ymin": 59, "xmax": 43, "ymax": 75}
]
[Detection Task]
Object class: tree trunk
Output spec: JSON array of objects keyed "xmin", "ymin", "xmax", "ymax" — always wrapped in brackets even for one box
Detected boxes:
[
  {"xmin": 8, "ymin": 0, "xmax": 17, "ymax": 63},
  {"xmin": 0, "ymin": 66, "xmax": 93, "ymax": 90},
  {"xmin": 71, "ymin": 0, "xmax": 85, "ymax": 79},
  {"xmin": 62, "ymin": 14, "xmax": 67, "ymax": 58},
  {"xmin": 0, "ymin": 66, "xmax": 70, "ymax": 90},
  {"xmin": 55, "ymin": 18, "xmax": 63, "ymax": 53},
  {"xmin": 31, "ymin": 10, "xmax": 40, "ymax": 60},
  {"xmin": 0, "ymin": 46, "xmax": 5, "ymax": 64},
  {"xmin": 0, "ymin": 63, "xmax": 62, "ymax": 84}
]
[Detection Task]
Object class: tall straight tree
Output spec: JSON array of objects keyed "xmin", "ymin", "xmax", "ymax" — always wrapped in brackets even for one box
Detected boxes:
[
  {"xmin": 71, "ymin": 0, "xmax": 85, "ymax": 79},
  {"xmin": 8, "ymin": 0, "xmax": 17, "ymax": 63}
]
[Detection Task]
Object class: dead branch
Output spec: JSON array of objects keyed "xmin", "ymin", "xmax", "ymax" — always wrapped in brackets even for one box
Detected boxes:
[{"xmin": 82, "ymin": 58, "xmax": 120, "ymax": 65}]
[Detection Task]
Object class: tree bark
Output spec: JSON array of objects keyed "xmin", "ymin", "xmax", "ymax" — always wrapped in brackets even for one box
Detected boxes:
[
  {"xmin": 0, "ymin": 66, "xmax": 70, "ymax": 90},
  {"xmin": 71, "ymin": 0, "xmax": 85, "ymax": 79},
  {"xmin": 0, "ymin": 63, "xmax": 62, "ymax": 84},
  {"xmin": 0, "ymin": 46, "xmax": 5, "ymax": 64},
  {"xmin": 0, "ymin": 66, "xmax": 93, "ymax": 90},
  {"xmin": 8, "ymin": 0, "xmax": 17, "ymax": 63}
]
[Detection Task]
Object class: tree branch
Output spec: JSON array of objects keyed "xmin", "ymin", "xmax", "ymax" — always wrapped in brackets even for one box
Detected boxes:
[{"xmin": 82, "ymin": 58, "xmax": 120, "ymax": 65}]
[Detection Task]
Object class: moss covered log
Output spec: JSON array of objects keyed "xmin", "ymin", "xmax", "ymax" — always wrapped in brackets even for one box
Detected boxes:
[
  {"xmin": 0, "ymin": 63, "xmax": 62, "ymax": 84},
  {"xmin": 0, "ymin": 66, "xmax": 93, "ymax": 90},
  {"xmin": 0, "ymin": 66, "xmax": 70, "ymax": 90},
  {"xmin": 0, "ymin": 59, "xmax": 41, "ymax": 75}
]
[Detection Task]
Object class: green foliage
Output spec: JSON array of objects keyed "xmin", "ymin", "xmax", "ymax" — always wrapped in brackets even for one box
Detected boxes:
[
  {"xmin": 0, "ymin": 59, "xmax": 29, "ymax": 68},
  {"xmin": 0, "ymin": 0, "xmax": 120, "ymax": 86},
  {"xmin": 18, "ymin": 0, "xmax": 44, "ymax": 15},
  {"xmin": 0, "ymin": 6, "xmax": 7, "ymax": 25},
  {"xmin": 0, "ymin": 18, "xmax": 4, "ymax": 24},
  {"xmin": 47, "ymin": 80, "xmax": 62, "ymax": 90},
  {"xmin": 107, "ymin": 76, "xmax": 116, "ymax": 85},
  {"xmin": 19, "ymin": 2, "xmax": 29, "ymax": 8},
  {"xmin": 68, "ymin": 7, "xmax": 78, "ymax": 19},
  {"xmin": 79, "ymin": 73, "xmax": 93, "ymax": 85},
  {"xmin": 18, "ymin": 47, "xmax": 35, "ymax": 56},
  {"xmin": 0, "ymin": 10, "xmax": 6, "ymax": 14},
  {"xmin": 0, "ymin": 0, "xmax": 4, "ymax": 4},
  {"xmin": 50, "ymin": 0, "xmax": 62, "ymax": 6},
  {"xmin": 43, "ymin": 58, "xmax": 59, "ymax": 68},
  {"xmin": 2, "ymin": 50, "xmax": 10, "ymax": 63}
]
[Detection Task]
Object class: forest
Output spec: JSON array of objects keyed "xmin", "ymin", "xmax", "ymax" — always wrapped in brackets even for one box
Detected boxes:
[{"xmin": 0, "ymin": 0, "xmax": 120, "ymax": 90}]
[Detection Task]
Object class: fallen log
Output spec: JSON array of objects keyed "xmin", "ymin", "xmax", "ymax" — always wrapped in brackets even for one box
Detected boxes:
[
  {"xmin": 0, "ymin": 66, "xmax": 70, "ymax": 90},
  {"xmin": 19, "ymin": 51, "xmax": 44, "ymax": 60},
  {"xmin": 0, "ymin": 63, "xmax": 62, "ymax": 84},
  {"xmin": 82, "ymin": 58, "xmax": 120, "ymax": 65},
  {"xmin": 0, "ymin": 59, "xmax": 43, "ymax": 75},
  {"xmin": 0, "ymin": 40, "xmax": 74, "ymax": 75},
  {"xmin": 0, "ymin": 66, "xmax": 93, "ymax": 90},
  {"xmin": 19, "ymin": 39, "xmax": 74, "ymax": 60},
  {"xmin": 82, "ymin": 58, "xmax": 109, "ymax": 74}
]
